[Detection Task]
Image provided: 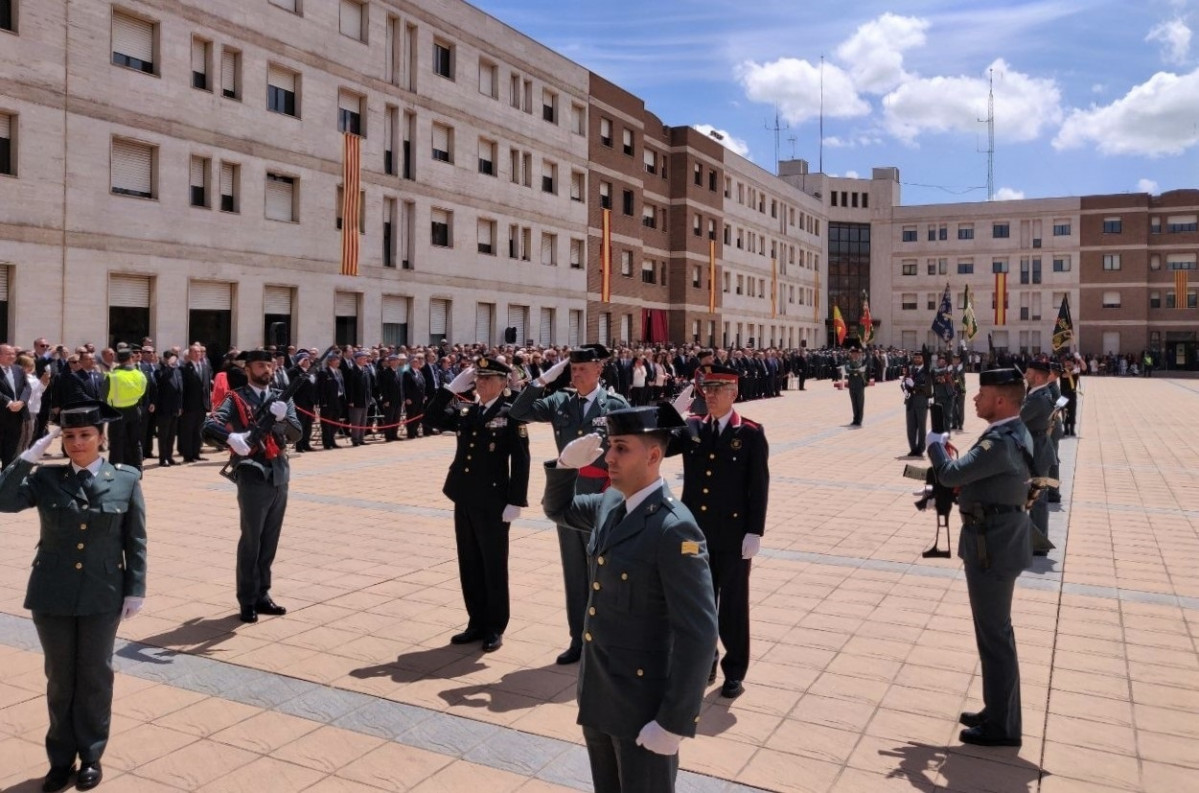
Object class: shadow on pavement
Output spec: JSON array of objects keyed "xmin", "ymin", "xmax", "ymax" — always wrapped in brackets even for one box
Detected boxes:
[
  {"xmin": 116, "ymin": 615, "xmax": 243, "ymax": 663},
  {"xmin": 878, "ymin": 740, "xmax": 1046, "ymax": 793},
  {"xmin": 438, "ymin": 664, "xmax": 575, "ymax": 712}
]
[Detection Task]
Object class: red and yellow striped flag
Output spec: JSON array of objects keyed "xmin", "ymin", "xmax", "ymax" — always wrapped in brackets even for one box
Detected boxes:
[
  {"xmin": 994, "ymin": 272, "xmax": 1007, "ymax": 325},
  {"xmin": 708, "ymin": 240, "xmax": 716, "ymax": 313},
  {"xmin": 770, "ymin": 258, "xmax": 777, "ymax": 318},
  {"xmin": 1177, "ymin": 269, "xmax": 1189, "ymax": 309},
  {"xmin": 340, "ymin": 132, "xmax": 361, "ymax": 276},
  {"xmin": 600, "ymin": 208, "xmax": 612, "ymax": 303}
]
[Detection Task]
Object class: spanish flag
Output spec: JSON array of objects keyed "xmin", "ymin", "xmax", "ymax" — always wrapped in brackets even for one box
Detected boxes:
[
  {"xmin": 833, "ymin": 304, "xmax": 848, "ymax": 346},
  {"xmin": 708, "ymin": 240, "xmax": 716, "ymax": 314},
  {"xmin": 600, "ymin": 208, "xmax": 612, "ymax": 303},
  {"xmin": 994, "ymin": 272, "xmax": 1007, "ymax": 325},
  {"xmin": 339, "ymin": 132, "xmax": 361, "ymax": 276},
  {"xmin": 1177, "ymin": 269, "xmax": 1189, "ymax": 310}
]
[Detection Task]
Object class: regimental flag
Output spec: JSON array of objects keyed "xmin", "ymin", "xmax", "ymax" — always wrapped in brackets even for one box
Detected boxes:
[
  {"xmin": 931, "ymin": 282, "xmax": 955, "ymax": 343},
  {"xmin": 1052, "ymin": 294, "xmax": 1075, "ymax": 351},
  {"xmin": 1177, "ymin": 269, "xmax": 1189, "ymax": 310},
  {"xmin": 994, "ymin": 272, "xmax": 1008, "ymax": 325},
  {"xmin": 339, "ymin": 132, "xmax": 361, "ymax": 276},
  {"xmin": 771, "ymin": 258, "xmax": 778, "ymax": 318},
  {"xmin": 832, "ymin": 304, "xmax": 848, "ymax": 346},
  {"xmin": 962, "ymin": 284, "xmax": 979, "ymax": 341},
  {"xmin": 601, "ymin": 208, "xmax": 612, "ymax": 303},
  {"xmin": 859, "ymin": 291, "xmax": 874, "ymax": 345},
  {"xmin": 708, "ymin": 240, "xmax": 717, "ymax": 313}
]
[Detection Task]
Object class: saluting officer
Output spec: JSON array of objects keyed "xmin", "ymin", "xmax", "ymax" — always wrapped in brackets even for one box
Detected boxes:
[
  {"xmin": 924, "ymin": 368, "xmax": 1034, "ymax": 748},
  {"xmin": 681, "ymin": 364, "xmax": 769, "ymax": 699},
  {"xmin": 202, "ymin": 350, "xmax": 302, "ymax": 623},
  {"xmin": 1019, "ymin": 361, "xmax": 1057, "ymax": 556},
  {"xmin": 951, "ymin": 352, "xmax": 968, "ymax": 430},
  {"xmin": 424, "ymin": 356, "xmax": 530, "ymax": 652},
  {"xmin": 902, "ymin": 350, "xmax": 932, "ymax": 456},
  {"xmin": 0, "ymin": 401, "xmax": 147, "ymax": 792},
  {"xmin": 840, "ymin": 339, "xmax": 868, "ymax": 426},
  {"xmin": 543, "ymin": 405, "xmax": 717, "ymax": 793},
  {"xmin": 931, "ymin": 354, "xmax": 956, "ymax": 431},
  {"xmin": 507, "ymin": 343, "xmax": 630, "ymax": 665}
]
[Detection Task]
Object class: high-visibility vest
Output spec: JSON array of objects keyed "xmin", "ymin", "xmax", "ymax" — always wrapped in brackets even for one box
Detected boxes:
[{"xmin": 105, "ymin": 367, "xmax": 147, "ymax": 408}]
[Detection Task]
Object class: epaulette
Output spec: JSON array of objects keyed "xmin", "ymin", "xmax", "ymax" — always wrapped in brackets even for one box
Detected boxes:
[
  {"xmin": 741, "ymin": 418, "xmax": 761, "ymax": 430},
  {"xmin": 112, "ymin": 463, "xmax": 142, "ymax": 478}
]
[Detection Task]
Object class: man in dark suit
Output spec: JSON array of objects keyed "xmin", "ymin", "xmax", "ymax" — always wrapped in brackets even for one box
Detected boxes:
[
  {"xmin": 424, "ymin": 357, "xmax": 530, "ymax": 652},
  {"xmin": 0, "ymin": 343, "xmax": 33, "ymax": 467},
  {"xmin": 178, "ymin": 345, "xmax": 211, "ymax": 463},
  {"xmin": 202, "ymin": 350, "xmax": 301, "ymax": 623},
  {"xmin": 154, "ymin": 352, "xmax": 184, "ymax": 466},
  {"xmin": 340, "ymin": 350, "xmax": 376, "ymax": 446},
  {"xmin": 543, "ymin": 404, "xmax": 717, "ymax": 793},
  {"xmin": 378, "ymin": 354, "xmax": 404, "ymax": 442},
  {"xmin": 317, "ymin": 351, "xmax": 347, "ymax": 449},
  {"xmin": 418, "ymin": 351, "xmax": 441, "ymax": 435},
  {"xmin": 680, "ymin": 364, "xmax": 769, "ymax": 699},
  {"xmin": 399, "ymin": 354, "xmax": 426, "ymax": 439},
  {"xmin": 286, "ymin": 352, "xmax": 316, "ymax": 452}
]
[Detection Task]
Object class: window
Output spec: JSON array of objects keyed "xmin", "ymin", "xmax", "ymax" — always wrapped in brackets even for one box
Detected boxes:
[
  {"xmin": 267, "ymin": 65, "xmax": 299, "ymax": 117},
  {"xmin": 901, "ymin": 294, "xmax": 917, "ymax": 311},
  {"xmin": 430, "ymin": 207, "xmax": 451, "ymax": 247},
  {"xmin": 569, "ymin": 238, "xmax": 583, "ymax": 269},
  {"xmin": 509, "ymin": 74, "xmax": 521, "ymax": 109},
  {"xmin": 1151, "ymin": 216, "xmax": 1161, "ymax": 234},
  {"xmin": 478, "ymin": 60, "xmax": 497, "ymax": 99},
  {"xmin": 1101, "ymin": 291, "xmax": 1121, "ymax": 308},
  {"xmin": 939, "ymin": 258, "xmax": 947, "ymax": 275},
  {"xmin": 542, "ymin": 89, "xmax": 557, "ymax": 123},
  {"xmin": 710, "ymin": 171, "xmax": 717, "ymax": 191},
  {"xmin": 693, "ymin": 214, "xmax": 701, "ymax": 237},
  {"xmin": 938, "ymin": 225, "xmax": 947, "ymax": 241},
  {"xmin": 902, "ymin": 226, "xmax": 917, "ymax": 242},
  {"xmin": 191, "ymin": 37, "xmax": 211, "ymax": 90},
  {"xmin": 992, "ymin": 259, "xmax": 1008, "ymax": 274},
  {"xmin": 692, "ymin": 265, "xmax": 701, "ymax": 288},
  {"xmin": 218, "ymin": 46, "xmax": 240, "ymax": 99},
  {"xmin": 219, "ymin": 161, "xmax": 238, "ymax": 212},
  {"xmin": 642, "ymin": 205, "xmax": 656, "ymax": 229},
  {"xmin": 264, "ymin": 173, "xmax": 296, "ymax": 222},
  {"xmin": 571, "ymin": 104, "xmax": 585, "ymax": 135},
  {"xmin": 110, "ymin": 138, "xmax": 155, "ymax": 199},
  {"xmin": 1053, "ymin": 220, "xmax": 1071, "ymax": 236},
  {"xmin": 431, "ymin": 122, "xmax": 452, "ymax": 163},
  {"xmin": 1167, "ymin": 215, "xmax": 1198, "ymax": 232},
  {"xmin": 1102, "ymin": 254, "xmax": 1121, "ymax": 271},
  {"xmin": 541, "ymin": 233, "xmax": 557, "ymax": 266},
  {"xmin": 600, "ymin": 117, "xmax": 612, "ymax": 147},
  {"xmin": 383, "ymin": 198, "xmax": 396, "ymax": 268},
  {"xmin": 736, "ymin": 275, "xmax": 743, "ymax": 295},
  {"xmin": 958, "ymin": 224, "xmax": 974, "ymax": 240},
  {"xmin": 622, "ymin": 189, "xmax": 633, "ymax": 216},
  {"xmin": 1150, "ymin": 291, "xmax": 1161, "ymax": 309},
  {"xmin": 927, "ymin": 294, "xmax": 937, "ymax": 311},
  {"xmin": 641, "ymin": 260, "xmax": 655, "ymax": 284},
  {"xmin": 620, "ymin": 250, "xmax": 632, "ymax": 277},
  {"xmin": 269, "ymin": 0, "xmax": 300, "ymax": 13},
  {"xmin": 708, "ymin": 219, "xmax": 716, "ymax": 240},
  {"xmin": 541, "ymin": 160, "xmax": 557, "ymax": 194},
  {"xmin": 992, "ymin": 222, "xmax": 1010, "ymax": 238},
  {"xmin": 338, "ymin": 90, "xmax": 363, "ymax": 136},
  {"xmin": 1053, "ymin": 256, "xmax": 1071, "ymax": 272},
  {"xmin": 432, "ymin": 40, "xmax": 453, "ymax": 79},
  {"xmin": 477, "ymin": 218, "xmax": 495, "ymax": 254},
  {"xmin": 570, "ymin": 171, "xmax": 584, "ymax": 202},
  {"xmin": 1167, "ymin": 256, "xmax": 1197, "ymax": 270},
  {"xmin": 477, "ymin": 138, "xmax": 495, "ymax": 176},
  {"xmin": 901, "ymin": 261, "xmax": 917, "ymax": 276},
  {"xmin": 694, "ymin": 163, "xmax": 702, "ymax": 186},
  {"xmin": 1, "ymin": 0, "xmax": 14, "ymax": 32},
  {"xmin": 0, "ymin": 112, "xmax": 13, "ymax": 176},
  {"xmin": 927, "ymin": 259, "xmax": 936, "ymax": 276},
  {"xmin": 1102, "ymin": 217, "xmax": 1122, "ymax": 234},
  {"xmin": 189, "ymin": 155, "xmax": 209, "ymax": 208},
  {"xmin": 957, "ymin": 259, "xmax": 974, "ymax": 274},
  {"xmin": 339, "ymin": 0, "xmax": 365, "ymax": 42},
  {"xmin": 1032, "ymin": 258, "xmax": 1041, "ymax": 284},
  {"xmin": 599, "ymin": 181, "xmax": 610, "ymax": 210},
  {"xmin": 643, "ymin": 150, "xmax": 656, "ymax": 175},
  {"xmin": 622, "ymin": 128, "xmax": 633, "ymax": 156},
  {"xmin": 927, "ymin": 226, "xmax": 936, "ymax": 241},
  {"xmin": 112, "ymin": 10, "xmax": 156, "ymax": 74}
]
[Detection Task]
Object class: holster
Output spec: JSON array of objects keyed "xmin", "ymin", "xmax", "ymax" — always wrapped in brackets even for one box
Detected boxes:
[{"xmin": 960, "ymin": 508, "xmax": 990, "ymax": 569}]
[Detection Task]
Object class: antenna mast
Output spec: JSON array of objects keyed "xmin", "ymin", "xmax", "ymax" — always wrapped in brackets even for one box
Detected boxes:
[
  {"xmin": 978, "ymin": 68, "xmax": 995, "ymax": 201},
  {"xmin": 819, "ymin": 55, "xmax": 825, "ymax": 174},
  {"xmin": 765, "ymin": 111, "xmax": 789, "ymax": 174}
]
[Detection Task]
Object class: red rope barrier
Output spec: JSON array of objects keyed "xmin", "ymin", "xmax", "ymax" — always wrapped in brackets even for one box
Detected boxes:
[{"xmin": 292, "ymin": 405, "xmax": 425, "ymax": 431}]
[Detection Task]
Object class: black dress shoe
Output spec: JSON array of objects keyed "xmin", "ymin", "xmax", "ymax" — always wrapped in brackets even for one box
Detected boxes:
[
  {"xmin": 959, "ymin": 710, "xmax": 985, "ymax": 728},
  {"xmin": 959, "ymin": 726, "xmax": 1021, "ymax": 747},
  {"xmin": 42, "ymin": 765, "xmax": 74, "ymax": 792},
  {"xmin": 556, "ymin": 646, "xmax": 582, "ymax": 665},
  {"xmin": 76, "ymin": 762, "xmax": 102, "ymax": 791},
  {"xmin": 708, "ymin": 658, "xmax": 718, "ymax": 684},
  {"xmin": 450, "ymin": 628, "xmax": 484, "ymax": 645},
  {"xmin": 255, "ymin": 599, "xmax": 287, "ymax": 616},
  {"xmin": 482, "ymin": 634, "xmax": 503, "ymax": 652},
  {"xmin": 194, "ymin": 455, "xmax": 208, "ymax": 461},
  {"xmin": 239, "ymin": 608, "xmax": 258, "ymax": 623},
  {"xmin": 720, "ymin": 680, "xmax": 744, "ymax": 699}
]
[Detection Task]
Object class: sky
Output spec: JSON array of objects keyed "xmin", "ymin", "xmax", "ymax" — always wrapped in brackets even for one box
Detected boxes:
[{"xmin": 469, "ymin": 0, "xmax": 1199, "ymax": 205}]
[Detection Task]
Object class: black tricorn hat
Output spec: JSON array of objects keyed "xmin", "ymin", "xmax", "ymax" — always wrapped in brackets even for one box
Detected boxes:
[
  {"xmin": 236, "ymin": 349, "xmax": 274, "ymax": 363},
  {"xmin": 569, "ymin": 343, "xmax": 611, "ymax": 363},
  {"xmin": 59, "ymin": 400, "xmax": 122, "ymax": 428},
  {"xmin": 1026, "ymin": 360, "xmax": 1052, "ymax": 373},
  {"xmin": 604, "ymin": 403, "xmax": 691, "ymax": 456},
  {"xmin": 474, "ymin": 356, "xmax": 512, "ymax": 377},
  {"xmin": 845, "ymin": 337, "xmax": 863, "ymax": 351},
  {"xmin": 979, "ymin": 368, "xmax": 1024, "ymax": 387}
]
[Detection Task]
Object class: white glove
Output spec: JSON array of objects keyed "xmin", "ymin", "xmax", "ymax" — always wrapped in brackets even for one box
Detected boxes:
[
  {"xmin": 501, "ymin": 505, "xmax": 522, "ymax": 522},
  {"xmin": 635, "ymin": 721, "xmax": 682, "ymax": 756},
  {"xmin": 538, "ymin": 357, "xmax": 569, "ymax": 386},
  {"xmin": 227, "ymin": 431, "xmax": 252, "ymax": 456},
  {"xmin": 903, "ymin": 377, "xmax": 914, "ymax": 388},
  {"xmin": 269, "ymin": 401, "xmax": 288, "ymax": 420},
  {"xmin": 1055, "ymin": 396, "xmax": 1069, "ymax": 409},
  {"xmin": 121, "ymin": 596, "xmax": 144, "ymax": 620},
  {"xmin": 925, "ymin": 432, "xmax": 948, "ymax": 447},
  {"xmin": 741, "ymin": 534, "xmax": 761, "ymax": 560},
  {"xmin": 447, "ymin": 368, "xmax": 477, "ymax": 394},
  {"xmin": 557, "ymin": 433, "xmax": 604, "ymax": 469},
  {"xmin": 671, "ymin": 384, "xmax": 695, "ymax": 417},
  {"xmin": 19, "ymin": 425, "xmax": 62, "ymax": 463}
]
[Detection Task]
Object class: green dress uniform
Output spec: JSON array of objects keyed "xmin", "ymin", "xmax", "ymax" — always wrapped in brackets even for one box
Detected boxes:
[
  {"xmin": 842, "ymin": 356, "xmax": 868, "ymax": 426},
  {"xmin": 927, "ymin": 388, "xmax": 1034, "ymax": 744},
  {"xmin": 1019, "ymin": 381, "xmax": 1057, "ymax": 552},
  {"xmin": 0, "ymin": 455, "xmax": 147, "ymax": 771},
  {"xmin": 931, "ymin": 364, "xmax": 956, "ymax": 430},
  {"xmin": 951, "ymin": 361, "xmax": 968, "ymax": 430}
]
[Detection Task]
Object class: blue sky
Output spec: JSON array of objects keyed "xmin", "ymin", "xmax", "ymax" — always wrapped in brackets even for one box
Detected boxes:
[{"xmin": 470, "ymin": 0, "xmax": 1199, "ymax": 205}]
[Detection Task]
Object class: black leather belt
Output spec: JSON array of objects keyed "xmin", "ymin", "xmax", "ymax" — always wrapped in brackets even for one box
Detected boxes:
[{"xmin": 960, "ymin": 503, "xmax": 1023, "ymax": 516}]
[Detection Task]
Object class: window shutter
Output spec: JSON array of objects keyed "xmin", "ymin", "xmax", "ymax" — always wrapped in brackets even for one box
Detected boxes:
[
  {"xmin": 338, "ymin": 92, "xmax": 360, "ymax": 113},
  {"xmin": 109, "ymin": 275, "xmax": 151, "ymax": 308},
  {"xmin": 382, "ymin": 295, "xmax": 409, "ymax": 324},
  {"xmin": 477, "ymin": 220, "xmax": 493, "ymax": 246},
  {"xmin": 112, "ymin": 139, "xmax": 153, "ymax": 195},
  {"xmin": 597, "ymin": 313, "xmax": 609, "ymax": 344},
  {"xmin": 621, "ymin": 314, "xmax": 631, "ymax": 342},
  {"xmin": 569, "ymin": 310, "xmax": 581, "ymax": 346},
  {"xmin": 263, "ymin": 285, "xmax": 292, "ymax": 315},
  {"xmin": 475, "ymin": 304, "xmax": 493, "ymax": 344},
  {"xmin": 221, "ymin": 50, "xmax": 236, "ymax": 94},
  {"xmin": 339, "ymin": 0, "xmax": 362, "ymax": 37},
  {"xmin": 430, "ymin": 298, "xmax": 449, "ymax": 337},
  {"xmin": 269, "ymin": 0, "xmax": 297, "ymax": 11},
  {"xmin": 508, "ymin": 306, "xmax": 527, "ymax": 343},
  {"xmin": 190, "ymin": 157, "xmax": 205, "ymax": 188},
  {"xmin": 643, "ymin": 150, "xmax": 655, "ymax": 170},
  {"xmin": 541, "ymin": 235, "xmax": 552, "ymax": 265},
  {"xmin": 539, "ymin": 308, "xmax": 554, "ymax": 346},
  {"xmin": 267, "ymin": 65, "xmax": 295, "ymax": 92},
  {"xmin": 264, "ymin": 176, "xmax": 293, "ymax": 221},
  {"xmin": 220, "ymin": 162, "xmax": 233, "ymax": 195},
  {"xmin": 113, "ymin": 13, "xmax": 154, "ymax": 62},
  {"xmin": 480, "ymin": 64, "xmax": 493, "ymax": 96},
  {"xmin": 432, "ymin": 123, "xmax": 449, "ymax": 152},
  {"xmin": 189, "ymin": 281, "xmax": 232, "ymax": 310},
  {"xmin": 334, "ymin": 292, "xmax": 358, "ymax": 316},
  {"xmin": 191, "ymin": 39, "xmax": 206, "ymax": 74},
  {"xmin": 0, "ymin": 266, "xmax": 8, "ymax": 302}
]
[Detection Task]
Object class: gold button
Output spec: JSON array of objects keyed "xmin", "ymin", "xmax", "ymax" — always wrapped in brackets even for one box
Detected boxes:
[
  {"xmin": 621, "ymin": 573, "xmax": 628, "ymax": 581},
  {"xmin": 74, "ymin": 562, "xmax": 82, "ymax": 570},
  {"xmin": 636, "ymin": 668, "xmax": 644, "ymax": 677},
  {"xmin": 732, "ymin": 512, "xmax": 738, "ymax": 518},
  {"xmin": 466, "ymin": 455, "xmax": 472, "ymax": 460},
  {"xmin": 464, "ymin": 468, "xmax": 470, "ymax": 473},
  {"xmin": 694, "ymin": 716, "xmax": 700, "ymax": 724},
  {"xmin": 76, "ymin": 543, "xmax": 84, "ymax": 550},
  {"xmin": 593, "ymin": 581, "xmax": 601, "ymax": 590},
  {"xmin": 584, "ymin": 632, "xmax": 593, "ymax": 642},
  {"xmin": 706, "ymin": 471, "xmax": 712, "ymax": 477},
  {"xmin": 709, "ymin": 453, "xmax": 716, "ymax": 460},
  {"xmin": 469, "ymin": 443, "xmax": 475, "ymax": 448},
  {"xmin": 80, "ymin": 523, "xmax": 87, "ymax": 530},
  {"xmin": 577, "ymin": 430, "xmax": 583, "ymax": 436},
  {"xmin": 700, "ymin": 505, "xmax": 707, "ymax": 512},
  {"xmin": 702, "ymin": 488, "xmax": 709, "ymax": 494},
  {"xmin": 589, "ymin": 607, "xmax": 596, "ymax": 616},
  {"xmin": 597, "ymin": 556, "xmax": 605, "ymax": 565}
]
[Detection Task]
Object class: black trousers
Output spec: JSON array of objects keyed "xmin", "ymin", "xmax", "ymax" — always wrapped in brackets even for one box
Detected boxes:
[
  {"xmin": 0, "ymin": 413, "xmax": 24, "ymax": 468},
  {"xmin": 848, "ymin": 384, "xmax": 865, "ymax": 424},
  {"xmin": 710, "ymin": 549, "xmax": 751, "ymax": 682},
  {"xmin": 156, "ymin": 413, "xmax": 178, "ymax": 462},
  {"xmin": 582, "ymin": 725, "xmax": 678, "ymax": 793},
  {"xmin": 177, "ymin": 409, "xmax": 205, "ymax": 460},
  {"xmin": 382, "ymin": 402, "xmax": 402, "ymax": 441},
  {"xmin": 296, "ymin": 410, "xmax": 315, "ymax": 450},
  {"xmin": 142, "ymin": 407, "xmax": 156, "ymax": 458},
  {"xmin": 906, "ymin": 400, "xmax": 928, "ymax": 452},
  {"xmin": 33, "ymin": 610, "xmax": 122, "ymax": 768},
  {"xmin": 107, "ymin": 406, "xmax": 143, "ymax": 469},
  {"xmin": 453, "ymin": 503, "xmax": 510, "ymax": 635},
  {"xmin": 965, "ymin": 563, "xmax": 1022, "ymax": 739},
  {"xmin": 404, "ymin": 402, "xmax": 422, "ymax": 438},
  {"xmin": 320, "ymin": 408, "xmax": 343, "ymax": 448},
  {"xmin": 235, "ymin": 467, "xmax": 288, "ymax": 608}
]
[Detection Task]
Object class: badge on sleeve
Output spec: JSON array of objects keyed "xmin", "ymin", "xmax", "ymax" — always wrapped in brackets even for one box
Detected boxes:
[
  {"xmin": 979, "ymin": 440, "xmax": 993, "ymax": 451},
  {"xmin": 681, "ymin": 541, "xmax": 701, "ymax": 555},
  {"xmin": 518, "ymin": 424, "xmax": 528, "ymax": 438}
]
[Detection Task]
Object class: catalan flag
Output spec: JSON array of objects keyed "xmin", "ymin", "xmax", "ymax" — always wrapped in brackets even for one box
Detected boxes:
[
  {"xmin": 339, "ymin": 132, "xmax": 361, "ymax": 276},
  {"xmin": 994, "ymin": 272, "xmax": 1007, "ymax": 325},
  {"xmin": 601, "ymin": 208, "xmax": 612, "ymax": 303},
  {"xmin": 832, "ymin": 304, "xmax": 848, "ymax": 347},
  {"xmin": 1052, "ymin": 294, "xmax": 1074, "ymax": 351},
  {"xmin": 1177, "ymin": 269, "xmax": 1189, "ymax": 310},
  {"xmin": 962, "ymin": 285, "xmax": 979, "ymax": 341}
]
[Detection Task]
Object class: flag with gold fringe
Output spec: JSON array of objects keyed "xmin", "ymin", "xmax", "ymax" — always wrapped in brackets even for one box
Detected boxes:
[
  {"xmin": 859, "ymin": 291, "xmax": 874, "ymax": 345},
  {"xmin": 931, "ymin": 282, "xmax": 954, "ymax": 343},
  {"xmin": 832, "ymin": 304, "xmax": 847, "ymax": 347},
  {"xmin": 1052, "ymin": 294, "xmax": 1074, "ymax": 351},
  {"xmin": 340, "ymin": 132, "xmax": 361, "ymax": 276},
  {"xmin": 601, "ymin": 208, "xmax": 612, "ymax": 303},
  {"xmin": 962, "ymin": 284, "xmax": 979, "ymax": 341}
]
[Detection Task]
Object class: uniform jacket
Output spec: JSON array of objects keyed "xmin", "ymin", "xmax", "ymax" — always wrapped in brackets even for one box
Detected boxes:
[
  {"xmin": 543, "ymin": 467, "xmax": 718, "ymax": 740},
  {"xmin": 0, "ymin": 458, "xmax": 147, "ymax": 615},
  {"xmin": 180, "ymin": 359, "xmax": 211, "ymax": 412},
  {"xmin": 339, "ymin": 359, "xmax": 377, "ymax": 409},
  {"xmin": 681, "ymin": 412, "xmax": 769, "ymax": 552},
  {"xmin": 425, "ymin": 387, "xmax": 530, "ymax": 512},
  {"xmin": 378, "ymin": 366, "xmax": 403, "ymax": 408},
  {"xmin": 929, "ymin": 419, "xmax": 1034, "ymax": 576},
  {"xmin": 154, "ymin": 365, "xmax": 185, "ymax": 415},
  {"xmin": 843, "ymin": 359, "xmax": 868, "ymax": 392},
  {"xmin": 202, "ymin": 385, "xmax": 302, "ymax": 484},
  {"xmin": 1019, "ymin": 386, "xmax": 1057, "ymax": 476},
  {"xmin": 286, "ymin": 365, "xmax": 317, "ymax": 411},
  {"xmin": 400, "ymin": 367, "xmax": 426, "ymax": 409},
  {"xmin": 316, "ymin": 367, "xmax": 346, "ymax": 417}
]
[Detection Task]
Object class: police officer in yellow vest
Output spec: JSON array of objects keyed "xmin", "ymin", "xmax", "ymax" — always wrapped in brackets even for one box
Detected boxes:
[{"xmin": 103, "ymin": 349, "xmax": 147, "ymax": 470}]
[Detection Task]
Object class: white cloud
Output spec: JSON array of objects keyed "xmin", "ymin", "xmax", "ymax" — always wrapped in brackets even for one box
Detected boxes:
[
  {"xmin": 1091, "ymin": 83, "xmax": 1107, "ymax": 94},
  {"xmin": 824, "ymin": 134, "xmax": 883, "ymax": 148},
  {"xmin": 834, "ymin": 13, "xmax": 929, "ymax": 94},
  {"xmin": 691, "ymin": 124, "xmax": 751, "ymax": 158},
  {"xmin": 1137, "ymin": 178, "xmax": 1160, "ymax": 194},
  {"xmin": 993, "ymin": 187, "xmax": 1025, "ymax": 200},
  {"xmin": 1147, "ymin": 18, "xmax": 1192, "ymax": 64},
  {"xmin": 844, "ymin": 170, "xmax": 861, "ymax": 178},
  {"xmin": 881, "ymin": 58, "xmax": 1063, "ymax": 143},
  {"xmin": 737, "ymin": 57, "xmax": 870, "ymax": 124},
  {"xmin": 1054, "ymin": 68, "xmax": 1199, "ymax": 156}
]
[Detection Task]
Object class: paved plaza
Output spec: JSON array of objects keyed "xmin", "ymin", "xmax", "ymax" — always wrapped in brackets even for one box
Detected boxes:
[{"xmin": 1, "ymin": 375, "xmax": 1197, "ymax": 792}]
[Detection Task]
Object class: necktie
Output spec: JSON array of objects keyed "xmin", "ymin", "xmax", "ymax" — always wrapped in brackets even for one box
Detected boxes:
[
  {"xmin": 76, "ymin": 469, "xmax": 93, "ymax": 489},
  {"xmin": 596, "ymin": 502, "xmax": 627, "ymax": 549},
  {"xmin": 706, "ymin": 417, "xmax": 719, "ymax": 445}
]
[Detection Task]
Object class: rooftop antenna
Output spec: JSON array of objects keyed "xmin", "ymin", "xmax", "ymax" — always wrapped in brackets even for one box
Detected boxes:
[
  {"xmin": 977, "ymin": 67, "xmax": 995, "ymax": 200},
  {"xmin": 819, "ymin": 55, "xmax": 825, "ymax": 174},
  {"xmin": 787, "ymin": 134, "xmax": 798, "ymax": 159},
  {"xmin": 765, "ymin": 111, "xmax": 789, "ymax": 174}
]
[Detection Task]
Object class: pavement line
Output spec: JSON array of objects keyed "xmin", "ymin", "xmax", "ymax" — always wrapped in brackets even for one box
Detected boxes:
[{"xmin": 0, "ymin": 611, "xmax": 764, "ymax": 793}]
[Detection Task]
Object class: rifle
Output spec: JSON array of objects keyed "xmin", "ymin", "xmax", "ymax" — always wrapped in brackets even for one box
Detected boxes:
[
  {"xmin": 218, "ymin": 371, "xmax": 314, "ymax": 481},
  {"xmin": 902, "ymin": 403, "xmax": 956, "ymax": 558}
]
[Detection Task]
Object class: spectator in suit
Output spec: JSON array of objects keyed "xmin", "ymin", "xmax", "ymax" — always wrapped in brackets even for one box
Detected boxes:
[
  {"xmin": 378, "ymin": 354, "xmax": 404, "ymax": 442},
  {"xmin": 154, "ymin": 352, "xmax": 184, "ymax": 466},
  {"xmin": 419, "ymin": 351, "xmax": 441, "ymax": 435},
  {"xmin": 137, "ymin": 347, "xmax": 159, "ymax": 461},
  {"xmin": 0, "ymin": 344, "xmax": 34, "ymax": 467},
  {"xmin": 287, "ymin": 352, "xmax": 316, "ymax": 453},
  {"xmin": 399, "ymin": 354, "xmax": 425, "ymax": 439},
  {"xmin": 178, "ymin": 345, "xmax": 212, "ymax": 463},
  {"xmin": 317, "ymin": 351, "xmax": 347, "ymax": 449},
  {"xmin": 340, "ymin": 350, "xmax": 376, "ymax": 446}
]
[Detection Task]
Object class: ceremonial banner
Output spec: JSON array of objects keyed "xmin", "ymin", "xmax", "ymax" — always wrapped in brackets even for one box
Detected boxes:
[
  {"xmin": 832, "ymin": 304, "xmax": 847, "ymax": 346},
  {"xmin": 340, "ymin": 132, "xmax": 361, "ymax": 276},
  {"xmin": 601, "ymin": 208, "xmax": 612, "ymax": 303},
  {"xmin": 859, "ymin": 291, "xmax": 874, "ymax": 345},
  {"xmin": 708, "ymin": 240, "xmax": 716, "ymax": 313},
  {"xmin": 994, "ymin": 272, "xmax": 1007, "ymax": 325},
  {"xmin": 931, "ymin": 283, "xmax": 954, "ymax": 342},
  {"xmin": 1177, "ymin": 269, "xmax": 1189, "ymax": 310},
  {"xmin": 1052, "ymin": 294, "xmax": 1074, "ymax": 351},
  {"xmin": 962, "ymin": 284, "xmax": 979, "ymax": 340}
]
